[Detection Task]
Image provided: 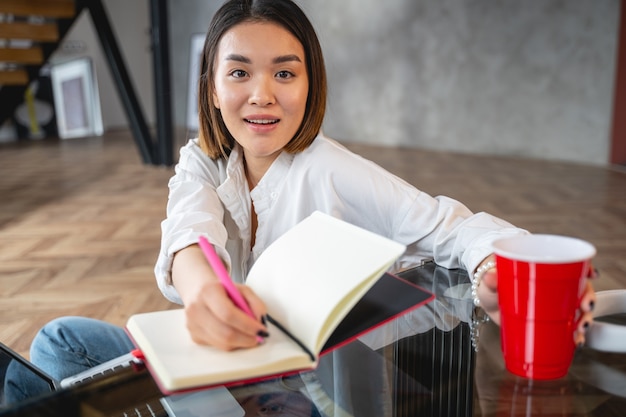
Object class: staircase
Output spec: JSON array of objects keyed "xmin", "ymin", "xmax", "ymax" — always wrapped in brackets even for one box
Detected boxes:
[
  {"xmin": 0, "ymin": 0, "xmax": 173, "ymax": 166},
  {"xmin": 0, "ymin": 0, "xmax": 77, "ymax": 128}
]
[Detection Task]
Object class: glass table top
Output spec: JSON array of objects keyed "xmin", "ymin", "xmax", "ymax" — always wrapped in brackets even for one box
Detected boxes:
[{"xmin": 1, "ymin": 262, "xmax": 625, "ymax": 416}]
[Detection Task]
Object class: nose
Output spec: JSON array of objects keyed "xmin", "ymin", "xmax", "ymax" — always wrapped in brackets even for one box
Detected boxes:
[{"xmin": 248, "ymin": 75, "xmax": 275, "ymax": 106}]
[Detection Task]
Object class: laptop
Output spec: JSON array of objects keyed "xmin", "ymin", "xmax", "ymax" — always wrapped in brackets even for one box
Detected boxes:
[
  {"xmin": 0, "ymin": 342, "xmax": 246, "ymax": 417},
  {"xmin": 0, "ymin": 342, "xmax": 167, "ymax": 415}
]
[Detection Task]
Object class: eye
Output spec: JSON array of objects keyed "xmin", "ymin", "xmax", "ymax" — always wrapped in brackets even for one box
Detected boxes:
[
  {"xmin": 229, "ymin": 69, "xmax": 248, "ymax": 78},
  {"xmin": 275, "ymin": 70, "xmax": 294, "ymax": 80}
]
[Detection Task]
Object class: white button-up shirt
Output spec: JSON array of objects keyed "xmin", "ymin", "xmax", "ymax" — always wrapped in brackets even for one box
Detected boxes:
[{"xmin": 155, "ymin": 134, "xmax": 526, "ymax": 304}]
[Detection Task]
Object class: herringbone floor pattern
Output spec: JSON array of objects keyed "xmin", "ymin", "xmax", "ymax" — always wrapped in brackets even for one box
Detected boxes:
[{"xmin": 1, "ymin": 130, "xmax": 625, "ymax": 358}]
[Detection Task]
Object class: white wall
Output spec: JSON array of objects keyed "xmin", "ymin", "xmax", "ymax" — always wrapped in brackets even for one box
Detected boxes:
[
  {"xmin": 51, "ymin": 1, "xmax": 154, "ymax": 130},
  {"xmin": 61, "ymin": 0, "xmax": 620, "ymax": 166}
]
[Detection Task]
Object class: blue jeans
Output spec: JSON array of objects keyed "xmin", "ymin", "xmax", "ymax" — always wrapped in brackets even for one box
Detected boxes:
[{"xmin": 4, "ymin": 316, "xmax": 134, "ymax": 403}]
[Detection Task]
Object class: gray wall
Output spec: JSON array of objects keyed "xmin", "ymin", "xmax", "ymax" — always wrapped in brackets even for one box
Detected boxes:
[{"xmin": 59, "ymin": 0, "xmax": 619, "ymax": 166}]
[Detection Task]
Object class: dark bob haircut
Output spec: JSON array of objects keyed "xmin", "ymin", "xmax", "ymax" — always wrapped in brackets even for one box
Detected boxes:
[{"xmin": 197, "ymin": 0, "xmax": 327, "ymax": 159}]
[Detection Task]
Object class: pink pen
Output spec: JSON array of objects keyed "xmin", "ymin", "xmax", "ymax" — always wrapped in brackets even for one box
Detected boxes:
[{"xmin": 197, "ymin": 236, "xmax": 265, "ymax": 342}]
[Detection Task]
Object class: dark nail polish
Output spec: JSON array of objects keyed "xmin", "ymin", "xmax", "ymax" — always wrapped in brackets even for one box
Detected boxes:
[
  {"xmin": 261, "ymin": 315, "xmax": 267, "ymax": 325},
  {"xmin": 257, "ymin": 330, "xmax": 270, "ymax": 338},
  {"xmin": 583, "ymin": 321, "xmax": 590, "ymax": 329},
  {"xmin": 589, "ymin": 301, "xmax": 595, "ymax": 312}
]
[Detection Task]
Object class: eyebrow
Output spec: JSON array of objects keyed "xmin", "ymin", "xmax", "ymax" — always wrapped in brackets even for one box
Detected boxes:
[
  {"xmin": 224, "ymin": 54, "xmax": 303, "ymax": 64},
  {"xmin": 273, "ymin": 54, "xmax": 302, "ymax": 64}
]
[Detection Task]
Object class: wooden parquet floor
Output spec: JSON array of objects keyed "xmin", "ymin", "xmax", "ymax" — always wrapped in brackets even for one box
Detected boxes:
[{"xmin": 1, "ymin": 130, "xmax": 625, "ymax": 358}]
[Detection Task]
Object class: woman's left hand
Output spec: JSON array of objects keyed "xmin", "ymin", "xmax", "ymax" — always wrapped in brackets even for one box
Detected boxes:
[{"xmin": 476, "ymin": 257, "xmax": 597, "ymax": 346}]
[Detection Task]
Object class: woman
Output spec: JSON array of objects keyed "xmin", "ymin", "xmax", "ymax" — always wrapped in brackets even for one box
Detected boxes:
[{"xmin": 27, "ymin": 0, "xmax": 595, "ymax": 383}]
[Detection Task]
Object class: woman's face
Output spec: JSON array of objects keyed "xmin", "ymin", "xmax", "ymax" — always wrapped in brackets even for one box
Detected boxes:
[{"xmin": 212, "ymin": 21, "xmax": 309, "ymax": 167}]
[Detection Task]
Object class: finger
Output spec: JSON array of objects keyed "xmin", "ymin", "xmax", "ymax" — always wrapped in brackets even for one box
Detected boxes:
[
  {"xmin": 238, "ymin": 285, "xmax": 268, "ymax": 322},
  {"xmin": 187, "ymin": 303, "xmax": 261, "ymax": 350},
  {"xmin": 574, "ymin": 310, "xmax": 594, "ymax": 347},
  {"xmin": 184, "ymin": 283, "xmax": 262, "ymax": 350},
  {"xmin": 579, "ymin": 280, "xmax": 596, "ymax": 313},
  {"xmin": 203, "ymin": 285, "xmax": 267, "ymax": 342},
  {"xmin": 573, "ymin": 280, "xmax": 596, "ymax": 346}
]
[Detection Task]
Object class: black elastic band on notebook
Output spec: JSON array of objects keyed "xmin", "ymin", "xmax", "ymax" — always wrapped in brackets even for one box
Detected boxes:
[{"xmin": 265, "ymin": 315, "xmax": 316, "ymax": 362}]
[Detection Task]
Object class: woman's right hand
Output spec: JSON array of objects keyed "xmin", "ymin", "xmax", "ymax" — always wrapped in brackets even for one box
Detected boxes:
[{"xmin": 171, "ymin": 245, "xmax": 268, "ymax": 351}]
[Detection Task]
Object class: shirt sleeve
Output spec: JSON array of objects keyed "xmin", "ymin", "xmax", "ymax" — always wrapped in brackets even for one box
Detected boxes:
[
  {"xmin": 394, "ymin": 192, "xmax": 529, "ymax": 274},
  {"xmin": 154, "ymin": 140, "xmax": 230, "ymax": 304},
  {"xmin": 310, "ymin": 136, "xmax": 529, "ymax": 274}
]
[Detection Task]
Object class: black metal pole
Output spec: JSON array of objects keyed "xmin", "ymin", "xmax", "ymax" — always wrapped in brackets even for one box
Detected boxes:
[
  {"xmin": 150, "ymin": 0, "xmax": 174, "ymax": 166},
  {"xmin": 83, "ymin": 0, "xmax": 156, "ymax": 164}
]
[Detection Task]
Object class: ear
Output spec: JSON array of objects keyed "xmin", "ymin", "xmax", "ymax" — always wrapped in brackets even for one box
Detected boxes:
[{"xmin": 212, "ymin": 91, "xmax": 220, "ymax": 109}]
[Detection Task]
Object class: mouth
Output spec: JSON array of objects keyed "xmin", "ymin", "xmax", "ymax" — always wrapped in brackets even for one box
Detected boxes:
[{"xmin": 244, "ymin": 118, "xmax": 280, "ymax": 125}]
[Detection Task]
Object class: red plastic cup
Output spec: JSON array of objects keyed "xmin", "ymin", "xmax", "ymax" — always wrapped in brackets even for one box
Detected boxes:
[{"xmin": 492, "ymin": 234, "xmax": 596, "ymax": 380}]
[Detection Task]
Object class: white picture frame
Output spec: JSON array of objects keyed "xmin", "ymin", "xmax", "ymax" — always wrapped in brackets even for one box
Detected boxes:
[
  {"xmin": 50, "ymin": 58, "xmax": 103, "ymax": 139},
  {"xmin": 186, "ymin": 33, "xmax": 206, "ymax": 133}
]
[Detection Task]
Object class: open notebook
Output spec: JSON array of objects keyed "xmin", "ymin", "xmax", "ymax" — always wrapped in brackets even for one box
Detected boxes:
[{"xmin": 127, "ymin": 212, "xmax": 434, "ymax": 393}]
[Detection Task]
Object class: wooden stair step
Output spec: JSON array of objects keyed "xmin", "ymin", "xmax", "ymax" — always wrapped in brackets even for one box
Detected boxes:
[
  {"xmin": 0, "ymin": 69, "xmax": 29, "ymax": 85},
  {"xmin": 0, "ymin": 47, "xmax": 43, "ymax": 65},
  {"xmin": 0, "ymin": 22, "xmax": 59, "ymax": 43},
  {"xmin": 0, "ymin": 0, "xmax": 75, "ymax": 19}
]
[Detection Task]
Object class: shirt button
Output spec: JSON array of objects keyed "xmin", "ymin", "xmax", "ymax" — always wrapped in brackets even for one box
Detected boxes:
[{"xmin": 270, "ymin": 192, "xmax": 277, "ymax": 199}]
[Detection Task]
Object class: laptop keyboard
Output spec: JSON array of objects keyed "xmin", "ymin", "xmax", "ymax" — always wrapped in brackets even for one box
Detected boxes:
[
  {"xmin": 68, "ymin": 363, "xmax": 128, "ymax": 386},
  {"xmin": 60, "ymin": 352, "xmax": 139, "ymax": 388},
  {"xmin": 117, "ymin": 400, "xmax": 169, "ymax": 417}
]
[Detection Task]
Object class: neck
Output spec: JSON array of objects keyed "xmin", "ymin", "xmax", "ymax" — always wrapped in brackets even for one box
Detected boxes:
[
  {"xmin": 243, "ymin": 160, "xmax": 263, "ymax": 191},
  {"xmin": 242, "ymin": 152, "xmax": 278, "ymax": 190}
]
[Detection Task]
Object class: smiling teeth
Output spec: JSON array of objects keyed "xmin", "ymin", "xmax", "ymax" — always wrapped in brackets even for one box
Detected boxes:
[{"xmin": 246, "ymin": 119, "xmax": 278, "ymax": 125}]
